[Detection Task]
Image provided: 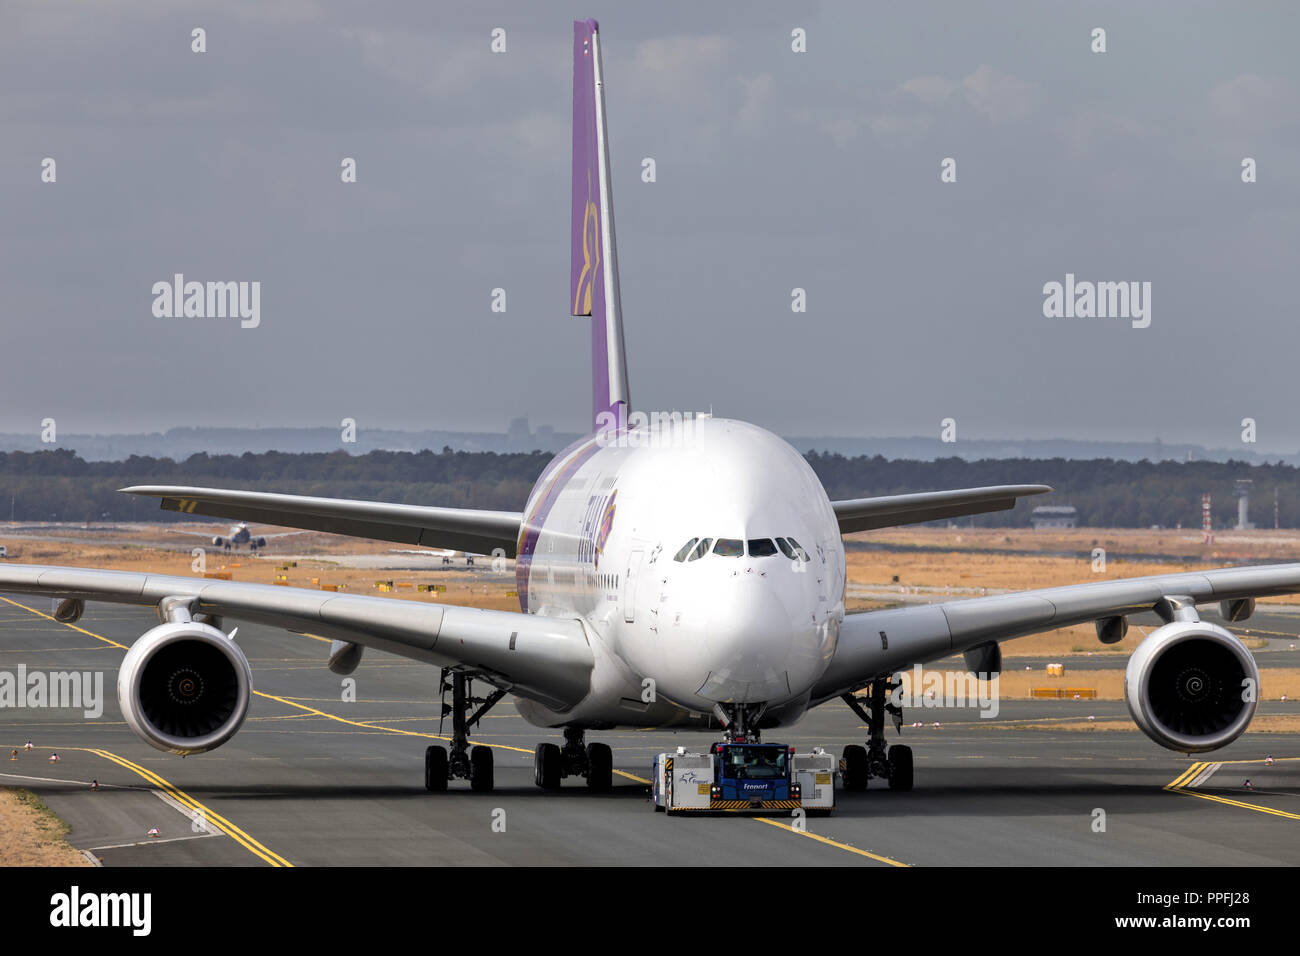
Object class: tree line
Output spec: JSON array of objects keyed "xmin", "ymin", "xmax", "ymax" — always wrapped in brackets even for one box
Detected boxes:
[{"xmin": 0, "ymin": 447, "xmax": 1293, "ymax": 529}]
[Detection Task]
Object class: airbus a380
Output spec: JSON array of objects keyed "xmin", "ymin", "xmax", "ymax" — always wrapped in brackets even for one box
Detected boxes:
[{"xmin": 3, "ymin": 19, "xmax": 1296, "ymax": 797}]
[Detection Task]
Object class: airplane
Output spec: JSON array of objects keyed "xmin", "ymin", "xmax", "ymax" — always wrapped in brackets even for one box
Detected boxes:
[
  {"xmin": 2, "ymin": 18, "xmax": 1297, "ymax": 798},
  {"xmin": 167, "ymin": 522, "xmax": 301, "ymax": 552},
  {"xmin": 211, "ymin": 522, "xmax": 266, "ymax": 551},
  {"xmin": 389, "ymin": 548, "xmax": 491, "ymax": 568}
]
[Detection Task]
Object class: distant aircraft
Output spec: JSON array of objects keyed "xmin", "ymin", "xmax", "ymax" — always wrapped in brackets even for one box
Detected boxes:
[
  {"xmin": 168, "ymin": 522, "xmax": 303, "ymax": 552},
  {"xmin": 390, "ymin": 548, "xmax": 488, "ymax": 567},
  {"xmin": 2, "ymin": 19, "xmax": 1295, "ymax": 801}
]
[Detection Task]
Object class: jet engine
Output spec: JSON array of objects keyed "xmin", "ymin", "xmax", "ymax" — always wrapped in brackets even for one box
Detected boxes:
[
  {"xmin": 117, "ymin": 621, "xmax": 253, "ymax": 755},
  {"xmin": 1124, "ymin": 621, "xmax": 1257, "ymax": 753}
]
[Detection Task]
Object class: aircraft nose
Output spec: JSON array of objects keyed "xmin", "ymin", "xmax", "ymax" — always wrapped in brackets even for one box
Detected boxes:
[{"xmin": 697, "ymin": 573, "xmax": 820, "ymax": 703}]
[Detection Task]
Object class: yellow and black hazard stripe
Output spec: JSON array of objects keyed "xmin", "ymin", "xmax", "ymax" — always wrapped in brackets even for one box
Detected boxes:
[{"xmin": 708, "ymin": 799, "xmax": 802, "ymax": 811}]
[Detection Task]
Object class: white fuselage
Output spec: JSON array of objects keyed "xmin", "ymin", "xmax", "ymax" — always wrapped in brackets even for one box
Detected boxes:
[{"xmin": 512, "ymin": 416, "xmax": 845, "ymax": 730}]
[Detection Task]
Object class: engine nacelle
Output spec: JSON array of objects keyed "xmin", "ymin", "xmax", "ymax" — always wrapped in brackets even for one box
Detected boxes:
[
  {"xmin": 117, "ymin": 621, "xmax": 253, "ymax": 755},
  {"xmin": 1124, "ymin": 621, "xmax": 1257, "ymax": 753}
]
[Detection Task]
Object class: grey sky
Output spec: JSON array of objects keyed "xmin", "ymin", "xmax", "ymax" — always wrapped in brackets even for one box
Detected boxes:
[{"xmin": 2, "ymin": 1, "xmax": 1298, "ymax": 451}]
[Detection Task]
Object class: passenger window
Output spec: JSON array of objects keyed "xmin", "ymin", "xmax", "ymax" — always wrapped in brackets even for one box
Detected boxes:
[
  {"xmin": 674, "ymin": 538, "xmax": 699, "ymax": 562},
  {"xmin": 713, "ymin": 538, "xmax": 743, "ymax": 557},
  {"xmin": 785, "ymin": 536, "xmax": 810, "ymax": 561},
  {"xmin": 747, "ymin": 538, "xmax": 778, "ymax": 557},
  {"xmin": 688, "ymin": 538, "xmax": 713, "ymax": 561}
]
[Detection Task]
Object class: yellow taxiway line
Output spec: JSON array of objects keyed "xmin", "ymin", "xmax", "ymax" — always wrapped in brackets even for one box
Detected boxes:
[
  {"xmin": 13, "ymin": 745, "xmax": 291, "ymax": 867},
  {"xmin": 5, "ymin": 595, "xmax": 907, "ymax": 864},
  {"xmin": 1165, "ymin": 757, "xmax": 1300, "ymax": 823}
]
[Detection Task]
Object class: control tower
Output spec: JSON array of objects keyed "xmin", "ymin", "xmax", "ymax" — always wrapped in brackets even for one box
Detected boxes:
[{"xmin": 1235, "ymin": 479, "xmax": 1254, "ymax": 530}]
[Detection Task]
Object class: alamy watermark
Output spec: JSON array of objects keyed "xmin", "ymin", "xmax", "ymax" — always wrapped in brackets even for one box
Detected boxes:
[
  {"xmin": 1042, "ymin": 273, "xmax": 1151, "ymax": 329},
  {"xmin": 0, "ymin": 665, "xmax": 104, "ymax": 718},
  {"xmin": 890, "ymin": 664, "xmax": 1000, "ymax": 718},
  {"xmin": 152, "ymin": 274, "xmax": 260, "ymax": 328},
  {"xmin": 594, "ymin": 409, "xmax": 705, "ymax": 449}
]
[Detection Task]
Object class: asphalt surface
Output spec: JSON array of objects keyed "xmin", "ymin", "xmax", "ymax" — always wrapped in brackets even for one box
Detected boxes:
[{"xmin": 2, "ymin": 593, "xmax": 1299, "ymax": 867}]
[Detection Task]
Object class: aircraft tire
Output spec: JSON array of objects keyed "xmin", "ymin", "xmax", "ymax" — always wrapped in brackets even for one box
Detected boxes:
[
  {"xmin": 470, "ymin": 745, "xmax": 494, "ymax": 792},
  {"xmin": 841, "ymin": 744, "xmax": 868, "ymax": 791},
  {"xmin": 586, "ymin": 742, "xmax": 612, "ymax": 791},
  {"xmin": 887, "ymin": 744, "xmax": 913, "ymax": 791},
  {"xmin": 425, "ymin": 745, "xmax": 448, "ymax": 792}
]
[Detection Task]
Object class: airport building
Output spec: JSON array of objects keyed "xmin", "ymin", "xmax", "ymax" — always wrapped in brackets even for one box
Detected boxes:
[{"xmin": 1030, "ymin": 505, "xmax": 1077, "ymax": 529}]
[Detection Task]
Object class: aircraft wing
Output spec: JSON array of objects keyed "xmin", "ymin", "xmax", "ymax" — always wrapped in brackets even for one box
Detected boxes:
[
  {"xmin": 123, "ymin": 486, "xmax": 523, "ymax": 557},
  {"xmin": 831, "ymin": 485, "xmax": 1052, "ymax": 534},
  {"xmin": 812, "ymin": 563, "xmax": 1300, "ymax": 703},
  {"xmin": 0, "ymin": 564, "xmax": 590, "ymax": 711}
]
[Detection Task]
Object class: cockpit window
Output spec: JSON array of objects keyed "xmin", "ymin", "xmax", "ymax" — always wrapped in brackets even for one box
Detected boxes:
[
  {"xmin": 688, "ymin": 538, "xmax": 713, "ymax": 561},
  {"xmin": 673, "ymin": 538, "xmax": 699, "ymax": 562},
  {"xmin": 713, "ymin": 538, "xmax": 743, "ymax": 557},
  {"xmin": 784, "ymin": 536, "xmax": 810, "ymax": 561},
  {"xmin": 747, "ymin": 538, "xmax": 778, "ymax": 557}
]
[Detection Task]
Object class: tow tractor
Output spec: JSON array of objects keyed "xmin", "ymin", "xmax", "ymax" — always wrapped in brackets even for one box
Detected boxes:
[{"xmin": 652, "ymin": 740, "xmax": 836, "ymax": 815}]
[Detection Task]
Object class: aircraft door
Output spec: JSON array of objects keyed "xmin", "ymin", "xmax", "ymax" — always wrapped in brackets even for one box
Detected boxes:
[{"xmin": 623, "ymin": 549, "xmax": 643, "ymax": 623}]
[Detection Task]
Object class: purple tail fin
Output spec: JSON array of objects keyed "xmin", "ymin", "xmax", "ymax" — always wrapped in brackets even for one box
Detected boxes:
[{"xmin": 571, "ymin": 18, "xmax": 630, "ymax": 432}]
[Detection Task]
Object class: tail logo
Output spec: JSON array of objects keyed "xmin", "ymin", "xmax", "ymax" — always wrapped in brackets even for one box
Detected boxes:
[{"xmin": 573, "ymin": 170, "xmax": 600, "ymax": 316}]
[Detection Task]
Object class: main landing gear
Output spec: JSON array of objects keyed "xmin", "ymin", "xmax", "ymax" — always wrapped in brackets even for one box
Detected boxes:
[
  {"xmin": 425, "ymin": 670, "xmax": 506, "ymax": 793},
  {"xmin": 839, "ymin": 678, "xmax": 913, "ymax": 791},
  {"xmin": 533, "ymin": 727, "xmax": 613, "ymax": 791}
]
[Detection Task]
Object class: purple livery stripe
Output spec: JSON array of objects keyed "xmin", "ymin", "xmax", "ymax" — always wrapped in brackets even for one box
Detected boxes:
[{"xmin": 515, "ymin": 434, "xmax": 604, "ymax": 612}]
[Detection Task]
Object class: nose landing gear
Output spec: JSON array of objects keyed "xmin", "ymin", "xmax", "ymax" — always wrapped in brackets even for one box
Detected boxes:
[
  {"xmin": 840, "ymin": 678, "xmax": 912, "ymax": 791},
  {"xmin": 712, "ymin": 702, "xmax": 767, "ymax": 743}
]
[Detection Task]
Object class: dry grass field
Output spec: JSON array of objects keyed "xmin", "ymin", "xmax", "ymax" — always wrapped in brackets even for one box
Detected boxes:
[
  {"xmin": 0, "ymin": 788, "xmax": 90, "ymax": 866},
  {"xmin": 0, "ymin": 524, "xmax": 523, "ymax": 612}
]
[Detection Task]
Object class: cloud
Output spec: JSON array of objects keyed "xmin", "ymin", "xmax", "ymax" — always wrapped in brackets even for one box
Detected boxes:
[
  {"xmin": 736, "ymin": 73, "xmax": 773, "ymax": 133},
  {"xmin": 630, "ymin": 34, "xmax": 732, "ymax": 104},
  {"xmin": 1058, "ymin": 108, "xmax": 1145, "ymax": 154},
  {"xmin": 961, "ymin": 65, "xmax": 1039, "ymax": 124},
  {"xmin": 1208, "ymin": 74, "xmax": 1298, "ymax": 131},
  {"xmin": 898, "ymin": 74, "xmax": 956, "ymax": 106}
]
